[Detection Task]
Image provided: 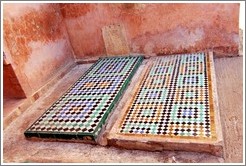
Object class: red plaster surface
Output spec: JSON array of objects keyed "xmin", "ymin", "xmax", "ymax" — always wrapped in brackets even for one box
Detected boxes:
[
  {"xmin": 3, "ymin": 64, "xmax": 26, "ymax": 99},
  {"xmin": 59, "ymin": 4, "xmax": 112, "ymax": 57},
  {"xmin": 3, "ymin": 4, "xmax": 74, "ymax": 95},
  {"xmin": 60, "ymin": 3, "xmax": 239, "ymax": 58},
  {"xmin": 3, "ymin": 3, "xmax": 240, "ymax": 96}
]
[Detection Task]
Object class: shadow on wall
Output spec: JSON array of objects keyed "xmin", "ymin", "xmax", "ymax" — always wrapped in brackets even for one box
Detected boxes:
[{"xmin": 3, "ymin": 64, "xmax": 26, "ymax": 99}]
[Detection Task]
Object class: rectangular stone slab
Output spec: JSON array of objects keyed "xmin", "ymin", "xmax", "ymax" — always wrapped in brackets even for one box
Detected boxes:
[
  {"xmin": 24, "ymin": 56, "xmax": 143, "ymax": 142},
  {"xmin": 108, "ymin": 52, "xmax": 224, "ymax": 157},
  {"xmin": 102, "ymin": 24, "xmax": 130, "ymax": 56}
]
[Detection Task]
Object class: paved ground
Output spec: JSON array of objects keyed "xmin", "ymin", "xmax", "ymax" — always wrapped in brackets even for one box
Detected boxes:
[
  {"xmin": 214, "ymin": 56, "xmax": 243, "ymax": 162},
  {"xmin": 2, "ymin": 56, "xmax": 243, "ymax": 163}
]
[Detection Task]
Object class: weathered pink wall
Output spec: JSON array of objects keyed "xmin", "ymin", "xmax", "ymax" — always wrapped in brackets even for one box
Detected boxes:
[
  {"xmin": 60, "ymin": 3, "xmax": 239, "ymax": 58},
  {"xmin": 3, "ymin": 3, "xmax": 240, "ymax": 97},
  {"xmin": 3, "ymin": 3, "xmax": 75, "ymax": 96}
]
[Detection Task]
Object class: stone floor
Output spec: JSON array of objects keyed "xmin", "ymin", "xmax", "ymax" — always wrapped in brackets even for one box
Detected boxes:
[{"xmin": 2, "ymin": 56, "xmax": 243, "ymax": 163}]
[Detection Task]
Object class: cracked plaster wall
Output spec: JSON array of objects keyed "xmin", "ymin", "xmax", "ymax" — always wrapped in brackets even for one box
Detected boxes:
[
  {"xmin": 3, "ymin": 3, "xmax": 240, "ymax": 97},
  {"xmin": 60, "ymin": 3, "xmax": 240, "ymax": 58},
  {"xmin": 3, "ymin": 3, "xmax": 75, "ymax": 96}
]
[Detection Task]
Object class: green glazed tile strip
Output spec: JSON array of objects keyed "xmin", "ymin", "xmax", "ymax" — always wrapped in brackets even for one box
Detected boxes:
[{"xmin": 92, "ymin": 56, "xmax": 143, "ymax": 139}]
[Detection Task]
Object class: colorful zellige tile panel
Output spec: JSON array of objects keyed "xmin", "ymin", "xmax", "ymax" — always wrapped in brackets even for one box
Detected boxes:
[
  {"xmin": 119, "ymin": 53, "xmax": 216, "ymax": 140},
  {"xmin": 24, "ymin": 56, "xmax": 143, "ymax": 141}
]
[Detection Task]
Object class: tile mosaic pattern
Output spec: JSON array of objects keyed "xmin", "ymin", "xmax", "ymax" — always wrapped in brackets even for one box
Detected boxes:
[
  {"xmin": 119, "ymin": 53, "xmax": 216, "ymax": 139},
  {"xmin": 25, "ymin": 56, "xmax": 143, "ymax": 141}
]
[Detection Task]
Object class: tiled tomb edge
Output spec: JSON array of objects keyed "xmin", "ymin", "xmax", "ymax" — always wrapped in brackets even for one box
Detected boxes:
[{"xmin": 24, "ymin": 56, "xmax": 144, "ymax": 144}]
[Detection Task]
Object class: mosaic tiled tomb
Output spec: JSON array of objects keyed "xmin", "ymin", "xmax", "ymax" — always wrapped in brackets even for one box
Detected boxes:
[
  {"xmin": 24, "ymin": 56, "xmax": 143, "ymax": 142},
  {"xmin": 108, "ymin": 52, "xmax": 223, "ymax": 156}
]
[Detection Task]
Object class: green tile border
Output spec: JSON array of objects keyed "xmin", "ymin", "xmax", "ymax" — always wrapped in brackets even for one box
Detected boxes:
[{"xmin": 92, "ymin": 56, "xmax": 144, "ymax": 139}]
